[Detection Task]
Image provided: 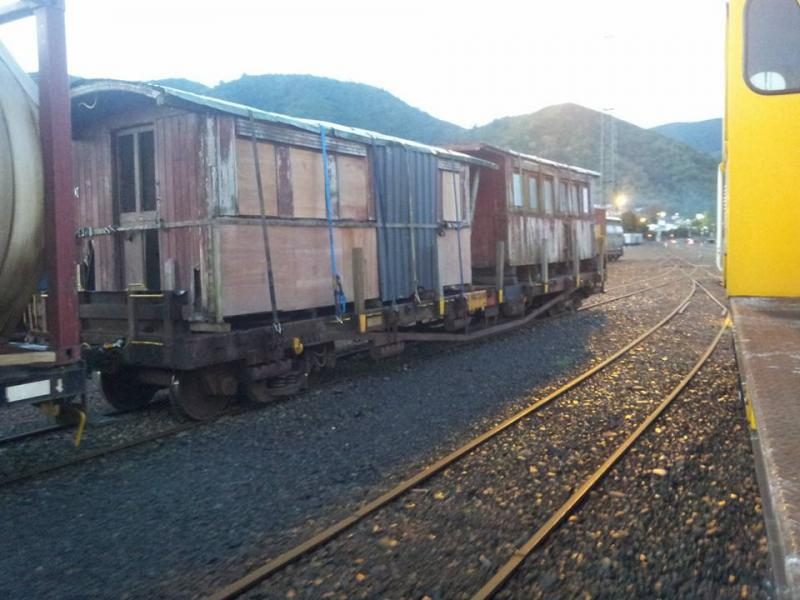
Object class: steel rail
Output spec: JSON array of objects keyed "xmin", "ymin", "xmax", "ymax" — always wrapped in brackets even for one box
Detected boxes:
[
  {"xmin": 578, "ymin": 277, "xmax": 683, "ymax": 312},
  {"xmin": 206, "ymin": 281, "xmax": 698, "ymax": 600},
  {"xmin": 471, "ymin": 313, "xmax": 729, "ymax": 599},
  {"xmin": 0, "ymin": 398, "xmax": 172, "ymax": 448},
  {"xmin": 695, "ymin": 278, "xmax": 728, "ymax": 313},
  {"xmin": 0, "ymin": 421, "xmax": 201, "ymax": 488},
  {"xmin": 603, "ymin": 263, "xmax": 679, "ymax": 293},
  {"xmin": 0, "ymin": 424, "xmax": 65, "ymax": 446}
]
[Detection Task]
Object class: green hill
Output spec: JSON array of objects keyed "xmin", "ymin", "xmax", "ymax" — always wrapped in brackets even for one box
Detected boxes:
[
  {"xmin": 149, "ymin": 76, "xmax": 715, "ymax": 216},
  {"xmin": 651, "ymin": 118, "xmax": 722, "ymax": 160},
  {"xmin": 470, "ymin": 104, "xmax": 717, "ymax": 215},
  {"xmin": 210, "ymin": 74, "xmax": 465, "ymax": 145}
]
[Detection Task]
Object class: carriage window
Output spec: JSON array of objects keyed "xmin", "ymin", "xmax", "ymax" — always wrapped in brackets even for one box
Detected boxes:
[
  {"xmin": 746, "ymin": 0, "xmax": 800, "ymax": 93},
  {"xmin": 115, "ymin": 128, "xmax": 157, "ymax": 214},
  {"xmin": 568, "ymin": 183, "xmax": 579, "ymax": 215},
  {"xmin": 542, "ymin": 177, "xmax": 554, "ymax": 214},
  {"xmin": 116, "ymin": 134, "xmax": 136, "ymax": 213},
  {"xmin": 559, "ymin": 181, "xmax": 569, "ymax": 214},
  {"xmin": 511, "ymin": 173, "xmax": 523, "ymax": 207},
  {"xmin": 581, "ymin": 186, "xmax": 590, "ymax": 213},
  {"xmin": 139, "ymin": 131, "xmax": 156, "ymax": 211},
  {"xmin": 528, "ymin": 175, "xmax": 539, "ymax": 211}
]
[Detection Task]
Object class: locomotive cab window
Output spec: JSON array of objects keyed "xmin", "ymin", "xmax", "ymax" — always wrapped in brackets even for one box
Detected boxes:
[{"xmin": 746, "ymin": 0, "xmax": 800, "ymax": 93}]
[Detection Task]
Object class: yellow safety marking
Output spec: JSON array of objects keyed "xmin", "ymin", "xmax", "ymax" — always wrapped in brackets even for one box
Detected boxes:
[
  {"xmin": 498, "ymin": 289, "xmax": 504, "ymax": 304},
  {"xmin": 129, "ymin": 340, "xmax": 165, "ymax": 346},
  {"xmin": 439, "ymin": 297, "xmax": 445, "ymax": 316},
  {"xmin": 466, "ymin": 292, "xmax": 488, "ymax": 313},
  {"xmin": 745, "ymin": 397, "xmax": 757, "ymax": 431},
  {"xmin": 73, "ymin": 410, "xmax": 87, "ymax": 447},
  {"xmin": 358, "ymin": 314, "xmax": 367, "ymax": 333},
  {"xmin": 292, "ymin": 337, "xmax": 304, "ymax": 355}
]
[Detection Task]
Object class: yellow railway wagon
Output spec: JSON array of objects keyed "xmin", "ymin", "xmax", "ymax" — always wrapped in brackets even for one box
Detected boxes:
[{"xmin": 724, "ymin": 0, "xmax": 800, "ymax": 297}]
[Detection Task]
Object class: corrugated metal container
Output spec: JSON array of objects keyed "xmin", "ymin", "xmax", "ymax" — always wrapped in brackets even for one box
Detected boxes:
[
  {"xmin": 454, "ymin": 143, "xmax": 600, "ymax": 281},
  {"xmin": 71, "ymin": 81, "xmax": 488, "ymax": 326},
  {"xmin": 371, "ymin": 146, "xmax": 472, "ymax": 301}
]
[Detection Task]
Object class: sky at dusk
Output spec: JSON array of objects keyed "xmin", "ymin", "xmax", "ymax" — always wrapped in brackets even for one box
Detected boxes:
[{"xmin": 0, "ymin": 0, "xmax": 726, "ymax": 128}]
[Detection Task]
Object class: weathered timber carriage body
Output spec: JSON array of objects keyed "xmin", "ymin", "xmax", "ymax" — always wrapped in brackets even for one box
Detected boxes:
[
  {"xmin": 70, "ymin": 82, "xmax": 605, "ymax": 419},
  {"xmin": 71, "ymin": 81, "xmax": 492, "ymax": 418},
  {"xmin": 454, "ymin": 144, "xmax": 603, "ymax": 317}
]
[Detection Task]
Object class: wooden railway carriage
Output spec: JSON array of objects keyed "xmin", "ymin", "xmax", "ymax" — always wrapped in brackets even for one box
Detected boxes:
[
  {"xmin": 71, "ymin": 80, "xmax": 492, "ymax": 418},
  {"xmin": 454, "ymin": 144, "xmax": 603, "ymax": 316}
]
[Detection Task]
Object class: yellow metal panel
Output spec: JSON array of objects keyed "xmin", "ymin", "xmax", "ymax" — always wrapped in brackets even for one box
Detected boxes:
[
  {"xmin": 725, "ymin": 0, "xmax": 800, "ymax": 296},
  {"xmin": 465, "ymin": 291, "xmax": 488, "ymax": 313}
]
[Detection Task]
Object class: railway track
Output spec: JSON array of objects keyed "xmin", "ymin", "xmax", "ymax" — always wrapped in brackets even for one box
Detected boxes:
[
  {"xmin": 578, "ymin": 277, "xmax": 682, "ymax": 311},
  {"xmin": 472, "ymin": 315, "xmax": 729, "ymax": 599},
  {"xmin": 206, "ymin": 279, "xmax": 722, "ymax": 599},
  {"xmin": 0, "ymin": 275, "xmax": 695, "ymax": 491},
  {"xmin": 0, "ymin": 423, "xmax": 65, "ymax": 446},
  {"xmin": 0, "ymin": 420, "xmax": 202, "ymax": 488},
  {"xmin": 603, "ymin": 262, "xmax": 679, "ymax": 293}
]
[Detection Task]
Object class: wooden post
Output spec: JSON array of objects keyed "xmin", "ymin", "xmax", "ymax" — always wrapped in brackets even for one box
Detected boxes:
[
  {"xmin": 599, "ymin": 235, "xmax": 607, "ymax": 291},
  {"xmin": 540, "ymin": 239, "xmax": 549, "ymax": 293},
  {"xmin": 573, "ymin": 226, "xmax": 581, "ymax": 289},
  {"xmin": 495, "ymin": 241, "xmax": 505, "ymax": 304},
  {"xmin": 352, "ymin": 247, "xmax": 366, "ymax": 333}
]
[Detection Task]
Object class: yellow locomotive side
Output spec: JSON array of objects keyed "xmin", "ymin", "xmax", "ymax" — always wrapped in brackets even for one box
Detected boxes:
[{"xmin": 725, "ymin": 0, "xmax": 800, "ymax": 297}]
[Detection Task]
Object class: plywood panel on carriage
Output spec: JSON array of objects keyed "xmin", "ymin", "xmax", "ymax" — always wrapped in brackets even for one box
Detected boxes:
[
  {"xmin": 438, "ymin": 228, "xmax": 472, "ymax": 290},
  {"xmin": 236, "ymin": 139, "xmax": 278, "ymax": 216},
  {"xmin": 218, "ymin": 224, "xmax": 380, "ymax": 316},
  {"xmin": 337, "ymin": 154, "xmax": 371, "ymax": 220},
  {"xmin": 730, "ymin": 297, "xmax": 800, "ymax": 597},
  {"xmin": 0, "ymin": 346, "xmax": 56, "ymax": 367}
]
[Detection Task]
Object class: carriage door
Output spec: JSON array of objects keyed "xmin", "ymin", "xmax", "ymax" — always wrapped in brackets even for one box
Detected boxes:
[{"xmin": 114, "ymin": 127, "xmax": 160, "ymax": 290}]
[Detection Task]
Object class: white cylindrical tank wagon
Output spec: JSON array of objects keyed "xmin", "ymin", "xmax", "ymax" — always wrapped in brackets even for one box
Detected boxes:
[{"xmin": 0, "ymin": 44, "xmax": 44, "ymax": 337}]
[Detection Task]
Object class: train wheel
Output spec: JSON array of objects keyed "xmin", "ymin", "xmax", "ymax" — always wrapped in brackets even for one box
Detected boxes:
[
  {"xmin": 244, "ymin": 380, "xmax": 272, "ymax": 404},
  {"xmin": 100, "ymin": 369, "xmax": 157, "ymax": 412},
  {"xmin": 169, "ymin": 369, "xmax": 230, "ymax": 421}
]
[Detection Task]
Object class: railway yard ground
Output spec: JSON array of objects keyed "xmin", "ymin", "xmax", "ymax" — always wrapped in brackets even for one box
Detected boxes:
[{"xmin": 0, "ymin": 243, "xmax": 773, "ymax": 599}]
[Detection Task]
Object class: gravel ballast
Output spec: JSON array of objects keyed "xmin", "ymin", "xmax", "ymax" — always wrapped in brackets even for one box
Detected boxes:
[{"xmin": 0, "ymin": 246, "xmax": 768, "ymax": 599}]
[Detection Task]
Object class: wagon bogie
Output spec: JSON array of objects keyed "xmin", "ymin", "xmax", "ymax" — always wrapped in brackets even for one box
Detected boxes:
[
  {"xmin": 169, "ymin": 366, "xmax": 233, "ymax": 421},
  {"xmin": 100, "ymin": 367, "xmax": 159, "ymax": 412}
]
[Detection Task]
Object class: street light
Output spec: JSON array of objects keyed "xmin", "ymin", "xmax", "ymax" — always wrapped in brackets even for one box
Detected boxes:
[
  {"xmin": 639, "ymin": 217, "xmax": 647, "ymax": 224},
  {"xmin": 614, "ymin": 194, "xmax": 628, "ymax": 211}
]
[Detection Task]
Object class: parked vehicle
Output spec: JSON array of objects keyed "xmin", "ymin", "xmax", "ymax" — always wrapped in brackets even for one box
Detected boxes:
[
  {"xmin": 623, "ymin": 233, "xmax": 644, "ymax": 246},
  {"xmin": 606, "ymin": 217, "xmax": 624, "ymax": 261}
]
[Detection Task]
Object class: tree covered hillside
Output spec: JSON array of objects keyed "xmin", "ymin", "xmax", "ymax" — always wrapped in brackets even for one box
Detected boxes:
[
  {"xmin": 651, "ymin": 118, "xmax": 722, "ymax": 159},
  {"xmin": 209, "ymin": 75, "xmax": 465, "ymax": 145},
  {"xmin": 470, "ymin": 104, "xmax": 717, "ymax": 215}
]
